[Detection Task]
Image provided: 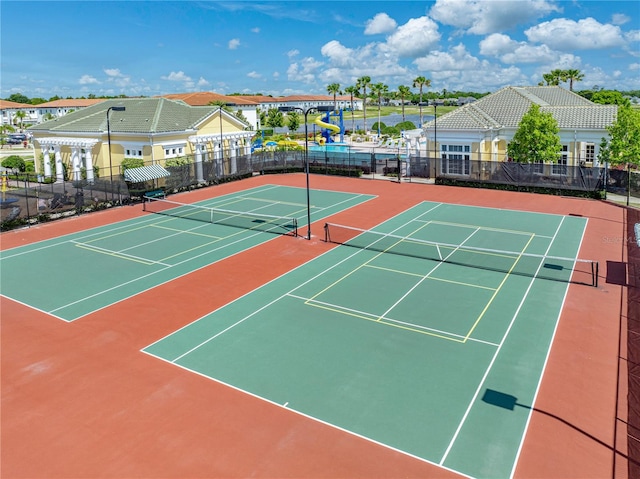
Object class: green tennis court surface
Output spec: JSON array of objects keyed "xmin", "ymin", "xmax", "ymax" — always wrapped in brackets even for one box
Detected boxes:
[
  {"xmin": 0, "ymin": 185, "xmax": 374, "ymax": 322},
  {"xmin": 144, "ymin": 201, "xmax": 589, "ymax": 479}
]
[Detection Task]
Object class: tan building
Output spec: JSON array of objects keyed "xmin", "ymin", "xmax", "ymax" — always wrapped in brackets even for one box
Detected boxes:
[
  {"xmin": 28, "ymin": 97, "xmax": 253, "ymax": 183},
  {"xmin": 421, "ymin": 86, "xmax": 617, "ymax": 175}
]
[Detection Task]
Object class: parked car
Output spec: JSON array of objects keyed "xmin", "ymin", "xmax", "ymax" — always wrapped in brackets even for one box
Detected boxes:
[{"xmin": 4, "ymin": 134, "xmax": 27, "ymax": 145}]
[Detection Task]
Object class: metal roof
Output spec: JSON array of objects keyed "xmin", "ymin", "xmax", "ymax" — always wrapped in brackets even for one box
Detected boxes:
[
  {"xmin": 28, "ymin": 98, "xmax": 238, "ymax": 134},
  {"xmin": 424, "ymin": 86, "xmax": 616, "ymax": 131}
]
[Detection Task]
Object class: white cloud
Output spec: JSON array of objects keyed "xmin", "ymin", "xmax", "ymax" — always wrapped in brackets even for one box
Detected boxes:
[
  {"xmin": 228, "ymin": 38, "xmax": 241, "ymax": 50},
  {"xmin": 103, "ymin": 68, "xmax": 130, "ymax": 87},
  {"xmin": 287, "ymin": 56, "xmax": 324, "ymax": 83},
  {"xmin": 247, "ymin": 71, "xmax": 262, "ymax": 79},
  {"xmin": 386, "ymin": 17, "xmax": 440, "ymax": 58},
  {"xmin": 319, "ymin": 40, "xmax": 408, "ymax": 81},
  {"xmin": 479, "ymin": 33, "xmax": 578, "ymax": 65},
  {"xmin": 525, "ymin": 17, "xmax": 625, "ymax": 50},
  {"xmin": 287, "ymin": 49, "xmax": 299, "ymax": 59},
  {"xmin": 104, "ymin": 68, "xmax": 124, "ymax": 78},
  {"xmin": 197, "ymin": 77, "xmax": 210, "ymax": 87},
  {"xmin": 320, "ymin": 40, "xmax": 355, "ymax": 67},
  {"xmin": 251, "ymin": 27, "xmax": 260, "ymax": 33},
  {"xmin": 79, "ymin": 75, "xmax": 99, "ymax": 85},
  {"xmin": 161, "ymin": 71, "xmax": 192, "ymax": 82},
  {"xmin": 429, "ymin": 0, "xmax": 560, "ymax": 35},
  {"xmin": 630, "ymin": 63, "xmax": 640, "ymax": 72},
  {"xmin": 612, "ymin": 13, "xmax": 630, "ymax": 26},
  {"xmin": 364, "ymin": 13, "xmax": 397, "ymax": 35},
  {"xmin": 626, "ymin": 30, "xmax": 640, "ymax": 44},
  {"xmin": 414, "ymin": 43, "xmax": 483, "ymax": 72}
]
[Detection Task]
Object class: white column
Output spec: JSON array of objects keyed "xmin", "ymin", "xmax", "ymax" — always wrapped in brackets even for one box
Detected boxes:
[
  {"xmin": 54, "ymin": 146, "xmax": 64, "ymax": 182},
  {"xmin": 85, "ymin": 148, "xmax": 95, "ymax": 183},
  {"xmin": 195, "ymin": 143, "xmax": 204, "ymax": 183},
  {"xmin": 43, "ymin": 145, "xmax": 52, "ymax": 177},
  {"xmin": 71, "ymin": 146, "xmax": 81, "ymax": 181},
  {"xmin": 216, "ymin": 140, "xmax": 224, "ymax": 176},
  {"xmin": 230, "ymin": 139, "xmax": 238, "ymax": 174}
]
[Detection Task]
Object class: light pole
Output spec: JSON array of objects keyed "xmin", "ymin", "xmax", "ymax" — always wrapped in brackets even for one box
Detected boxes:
[
  {"xmin": 106, "ymin": 105, "xmax": 125, "ymax": 201},
  {"xmin": 279, "ymin": 105, "xmax": 333, "ymax": 240}
]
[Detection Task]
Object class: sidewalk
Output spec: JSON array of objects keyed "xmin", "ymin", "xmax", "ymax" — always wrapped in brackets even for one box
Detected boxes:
[{"xmin": 605, "ymin": 192, "xmax": 640, "ymax": 206}]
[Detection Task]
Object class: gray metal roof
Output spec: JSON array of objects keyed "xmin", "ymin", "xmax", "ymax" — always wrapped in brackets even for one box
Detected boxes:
[
  {"xmin": 28, "ymin": 98, "xmax": 234, "ymax": 134},
  {"xmin": 425, "ymin": 86, "xmax": 616, "ymax": 131}
]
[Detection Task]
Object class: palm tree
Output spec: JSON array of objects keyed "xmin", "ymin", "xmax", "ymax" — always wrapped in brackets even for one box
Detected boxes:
[
  {"xmin": 13, "ymin": 111, "xmax": 26, "ymax": 131},
  {"xmin": 412, "ymin": 76, "xmax": 431, "ymax": 126},
  {"xmin": 370, "ymin": 82, "xmax": 388, "ymax": 136},
  {"xmin": 343, "ymin": 85, "xmax": 359, "ymax": 133},
  {"xmin": 327, "ymin": 83, "xmax": 341, "ymax": 111},
  {"xmin": 356, "ymin": 76, "xmax": 371, "ymax": 133},
  {"xmin": 565, "ymin": 69, "xmax": 584, "ymax": 91},
  {"xmin": 396, "ymin": 85, "xmax": 412, "ymax": 122}
]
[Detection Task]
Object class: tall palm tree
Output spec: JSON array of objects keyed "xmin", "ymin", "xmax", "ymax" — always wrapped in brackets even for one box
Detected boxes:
[
  {"xmin": 370, "ymin": 82, "xmax": 388, "ymax": 136},
  {"xmin": 412, "ymin": 76, "xmax": 431, "ymax": 126},
  {"xmin": 565, "ymin": 69, "xmax": 584, "ymax": 91},
  {"xmin": 396, "ymin": 85, "xmax": 412, "ymax": 122},
  {"xmin": 343, "ymin": 85, "xmax": 358, "ymax": 133},
  {"xmin": 326, "ymin": 83, "xmax": 341, "ymax": 110},
  {"xmin": 13, "ymin": 111, "xmax": 26, "ymax": 131},
  {"xmin": 356, "ymin": 76, "xmax": 371, "ymax": 133}
]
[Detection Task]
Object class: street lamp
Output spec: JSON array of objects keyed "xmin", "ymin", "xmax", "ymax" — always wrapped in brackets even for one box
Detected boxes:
[
  {"xmin": 106, "ymin": 105, "xmax": 125, "ymax": 200},
  {"xmin": 430, "ymin": 101, "xmax": 438, "ymax": 162},
  {"xmin": 279, "ymin": 105, "xmax": 333, "ymax": 240}
]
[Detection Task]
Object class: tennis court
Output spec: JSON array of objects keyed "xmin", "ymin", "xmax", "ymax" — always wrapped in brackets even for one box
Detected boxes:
[
  {"xmin": 143, "ymin": 200, "xmax": 591, "ymax": 479},
  {"xmin": 0, "ymin": 184, "xmax": 374, "ymax": 321}
]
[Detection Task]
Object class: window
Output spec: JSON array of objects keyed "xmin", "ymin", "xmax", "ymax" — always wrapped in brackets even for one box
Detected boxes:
[
  {"xmin": 441, "ymin": 143, "xmax": 470, "ymax": 175},
  {"xmin": 164, "ymin": 144, "xmax": 185, "ymax": 158},
  {"xmin": 585, "ymin": 143, "xmax": 595, "ymax": 164},
  {"xmin": 552, "ymin": 145, "xmax": 568, "ymax": 175},
  {"xmin": 533, "ymin": 159, "xmax": 544, "ymax": 174},
  {"xmin": 125, "ymin": 148, "xmax": 143, "ymax": 158}
]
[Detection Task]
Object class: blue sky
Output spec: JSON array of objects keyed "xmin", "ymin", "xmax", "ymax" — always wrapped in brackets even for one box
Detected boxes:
[{"xmin": 1, "ymin": 0, "xmax": 638, "ymax": 99}]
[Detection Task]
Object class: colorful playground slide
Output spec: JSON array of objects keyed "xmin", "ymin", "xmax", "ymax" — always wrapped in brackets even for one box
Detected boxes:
[{"xmin": 314, "ymin": 117, "xmax": 341, "ymax": 134}]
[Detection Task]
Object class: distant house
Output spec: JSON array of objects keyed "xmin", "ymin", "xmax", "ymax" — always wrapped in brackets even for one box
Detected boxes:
[
  {"xmin": 28, "ymin": 98, "xmax": 253, "ymax": 183},
  {"xmin": 35, "ymin": 98, "xmax": 107, "ymax": 123},
  {"xmin": 0, "ymin": 100, "xmax": 37, "ymax": 128},
  {"xmin": 421, "ymin": 86, "xmax": 616, "ymax": 173},
  {"xmin": 161, "ymin": 92, "xmax": 260, "ymax": 130},
  {"xmin": 160, "ymin": 92, "xmax": 363, "ymax": 131}
]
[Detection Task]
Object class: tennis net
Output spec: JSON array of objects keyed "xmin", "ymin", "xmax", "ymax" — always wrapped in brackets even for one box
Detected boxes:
[
  {"xmin": 143, "ymin": 197, "xmax": 298, "ymax": 236},
  {"xmin": 324, "ymin": 222, "xmax": 599, "ymax": 287}
]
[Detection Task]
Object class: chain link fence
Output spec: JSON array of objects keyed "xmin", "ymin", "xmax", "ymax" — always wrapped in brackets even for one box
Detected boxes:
[{"xmin": 0, "ymin": 147, "xmax": 616, "ymax": 231}]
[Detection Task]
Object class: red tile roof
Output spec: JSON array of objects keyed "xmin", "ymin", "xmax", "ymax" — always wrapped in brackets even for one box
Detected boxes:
[
  {"xmin": 0, "ymin": 99, "xmax": 33, "ymax": 109},
  {"xmin": 161, "ymin": 92, "xmax": 258, "ymax": 106},
  {"xmin": 37, "ymin": 98, "xmax": 107, "ymax": 108}
]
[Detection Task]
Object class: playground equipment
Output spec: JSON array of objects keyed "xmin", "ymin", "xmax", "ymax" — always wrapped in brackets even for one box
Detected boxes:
[{"xmin": 314, "ymin": 109, "xmax": 344, "ymax": 144}]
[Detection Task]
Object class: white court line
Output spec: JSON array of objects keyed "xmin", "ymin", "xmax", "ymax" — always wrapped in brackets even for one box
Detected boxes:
[
  {"xmin": 509, "ymin": 216, "xmax": 589, "ymax": 479},
  {"xmin": 161, "ymin": 203, "xmax": 445, "ymax": 360},
  {"xmin": 140, "ymin": 349, "xmax": 475, "ymax": 479},
  {"xmin": 438, "ymin": 215, "xmax": 567, "ymax": 466},
  {"xmin": 287, "ymin": 293, "xmax": 500, "ymax": 347}
]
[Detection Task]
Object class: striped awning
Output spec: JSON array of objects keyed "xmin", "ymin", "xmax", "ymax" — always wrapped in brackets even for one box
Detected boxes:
[{"xmin": 123, "ymin": 164, "xmax": 170, "ymax": 183}]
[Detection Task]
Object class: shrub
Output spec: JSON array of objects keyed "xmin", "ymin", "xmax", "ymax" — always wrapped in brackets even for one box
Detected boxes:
[
  {"xmin": 121, "ymin": 157, "xmax": 144, "ymax": 170},
  {"xmin": 1, "ymin": 155, "xmax": 25, "ymax": 172}
]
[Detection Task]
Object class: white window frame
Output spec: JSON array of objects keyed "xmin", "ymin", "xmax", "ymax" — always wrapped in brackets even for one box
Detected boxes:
[
  {"xmin": 163, "ymin": 144, "xmax": 186, "ymax": 159},
  {"xmin": 552, "ymin": 145, "xmax": 569, "ymax": 175}
]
